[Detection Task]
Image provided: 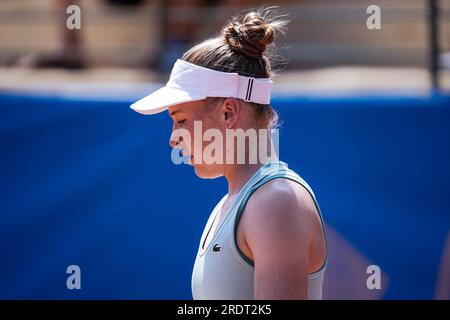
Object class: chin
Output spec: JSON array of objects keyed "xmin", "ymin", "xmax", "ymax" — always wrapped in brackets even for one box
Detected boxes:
[{"xmin": 193, "ymin": 163, "xmax": 223, "ymax": 179}]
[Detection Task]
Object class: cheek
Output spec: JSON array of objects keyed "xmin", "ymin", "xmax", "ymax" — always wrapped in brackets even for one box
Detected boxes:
[
  {"xmin": 202, "ymin": 117, "xmax": 226, "ymax": 136},
  {"xmin": 181, "ymin": 126, "xmax": 195, "ymax": 151},
  {"xmin": 201, "ymin": 119, "xmax": 225, "ymax": 144},
  {"xmin": 207, "ymin": 116, "xmax": 225, "ymax": 129},
  {"xmin": 187, "ymin": 118, "xmax": 226, "ymax": 155}
]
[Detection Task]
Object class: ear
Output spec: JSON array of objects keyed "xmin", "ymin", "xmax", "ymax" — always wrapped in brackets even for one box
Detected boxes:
[{"xmin": 218, "ymin": 98, "xmax": 241, "ymax": 129}]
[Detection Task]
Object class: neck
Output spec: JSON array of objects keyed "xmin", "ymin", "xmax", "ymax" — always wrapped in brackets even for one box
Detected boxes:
[
  {"xmin": 224, "ymin": 163, "xmax": 263, "ymax": 196},
  {"xmin": 224, "ymin": 136, "xmax": 278, "ymax": 196}
]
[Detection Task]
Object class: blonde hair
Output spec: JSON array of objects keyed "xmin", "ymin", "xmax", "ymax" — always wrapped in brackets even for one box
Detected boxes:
[{"xmin": 181, "ymin": 7, "xmax": 289, "ymax": 129}]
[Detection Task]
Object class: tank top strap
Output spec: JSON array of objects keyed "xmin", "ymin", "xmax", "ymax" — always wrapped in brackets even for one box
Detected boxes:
[
  {"xmin": 198, "ymin": 161, "xmax": 289, "ymax": 255},
  {"xmin": 232, "ymin": 164, "xmax": 328, "ymax": 268},
  {"xmin": 228, "ymin": 161, "xmax": 291, "ymax": 213}
]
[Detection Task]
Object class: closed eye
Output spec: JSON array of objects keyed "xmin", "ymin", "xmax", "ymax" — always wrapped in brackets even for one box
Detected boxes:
[{"xmin": 177, "ymin": 119, "xmax": 186, "ymax": 125}]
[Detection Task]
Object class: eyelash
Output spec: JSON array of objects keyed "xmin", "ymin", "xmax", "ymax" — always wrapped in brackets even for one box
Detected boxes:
[{"xmin": 177, "ymin": 119, "xmax": 186, "ymax": 125}]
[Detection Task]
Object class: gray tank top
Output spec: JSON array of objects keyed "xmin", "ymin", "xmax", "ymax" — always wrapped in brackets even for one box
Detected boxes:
[{"xmin": 192, "ymin": 161, "xmax": 327, "ymax": 300}]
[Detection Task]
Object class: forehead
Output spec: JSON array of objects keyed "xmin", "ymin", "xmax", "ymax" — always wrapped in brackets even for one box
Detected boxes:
[{"xmin": 168, "ymin": 100, "xmax": 206, "ymax": 117}]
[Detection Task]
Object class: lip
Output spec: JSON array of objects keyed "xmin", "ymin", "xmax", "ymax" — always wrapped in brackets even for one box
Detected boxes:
[
  {"xmin": 183, "ymin": 153, "xmax": 194, "ymax": 164},
  {"xmin": 177, "ymin": 149, "xmax": 193, "ymax": 164}
]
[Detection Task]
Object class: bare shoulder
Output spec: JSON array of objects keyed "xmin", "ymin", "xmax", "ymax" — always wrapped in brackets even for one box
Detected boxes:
[
  {"xmin": 244, "ymin": 178, "xmax": 318, "ymax": 228},
  {"xmin": 237, "ymin": 178, "xmax": 325, "ymax": 298},
  {"xmin": 236, "ymin": 176, "xmax": 326, "ymax": 279},
  {"xmin": 238, "ymin": 178, "xmax": 320, "ymax": 251}
]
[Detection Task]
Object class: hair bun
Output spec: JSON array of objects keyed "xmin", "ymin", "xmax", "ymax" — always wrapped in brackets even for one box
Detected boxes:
[{"xmin": 223, "ymin": 8, "xmax": 288, "ymax": 60}]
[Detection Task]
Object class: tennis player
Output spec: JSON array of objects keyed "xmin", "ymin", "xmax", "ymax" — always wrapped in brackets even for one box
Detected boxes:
[{"xmin": 130, "ymin": 8, "xmax": 327, "ymax": 300}]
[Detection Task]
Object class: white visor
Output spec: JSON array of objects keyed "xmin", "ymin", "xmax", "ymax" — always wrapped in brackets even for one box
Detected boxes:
[{"xmin": 130, "ymin": 59, "xmax": 272, "ymax": 115}]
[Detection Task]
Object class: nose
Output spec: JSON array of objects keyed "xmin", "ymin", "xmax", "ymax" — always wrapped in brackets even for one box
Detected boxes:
[{"xmin": 169, "ymin": 130, "xmax": 183, "ymax": 148}]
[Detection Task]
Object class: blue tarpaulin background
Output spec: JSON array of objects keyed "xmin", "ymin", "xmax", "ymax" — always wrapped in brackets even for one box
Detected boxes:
[{"xmin": 1, "ymin": 91, "xmax": 449, "ymax": 299}]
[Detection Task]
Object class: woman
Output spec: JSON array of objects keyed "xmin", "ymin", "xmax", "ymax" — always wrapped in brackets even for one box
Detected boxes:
[{"xmin": 131, "ymin": 8, "xmax": 327, "ymax": 300}]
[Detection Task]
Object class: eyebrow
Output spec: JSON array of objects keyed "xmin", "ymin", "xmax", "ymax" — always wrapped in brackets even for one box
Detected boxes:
[{"xmin": 169, "ymin": 110, "xmax": 183, "ymax": 117}]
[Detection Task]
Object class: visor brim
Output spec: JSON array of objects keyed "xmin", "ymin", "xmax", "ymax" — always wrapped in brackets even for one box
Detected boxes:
[{"xmin": 130, "ymin": 86, "xmax": 207, "ymax": 115}]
